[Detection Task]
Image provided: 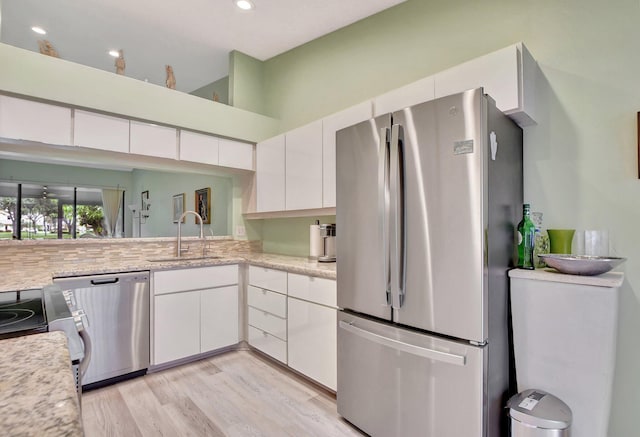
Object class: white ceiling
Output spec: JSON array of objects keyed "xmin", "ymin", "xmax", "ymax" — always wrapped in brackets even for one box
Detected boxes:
[{"xmin": 1, "ymin": 0, "xmax": 406, "ymax": 94}]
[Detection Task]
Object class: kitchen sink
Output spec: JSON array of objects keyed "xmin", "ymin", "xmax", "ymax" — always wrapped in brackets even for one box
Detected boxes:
[{"xmin": 147, "ymin": 255, "xmax": 224, "ymax": 262}]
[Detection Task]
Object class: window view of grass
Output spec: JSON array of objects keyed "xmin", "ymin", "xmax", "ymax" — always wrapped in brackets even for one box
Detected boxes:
[{"xmin": 0, "ymin": 182, "xmax": 108, "ymax": 240}]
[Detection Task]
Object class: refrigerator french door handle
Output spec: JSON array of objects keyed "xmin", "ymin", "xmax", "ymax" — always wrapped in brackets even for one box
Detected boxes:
[
  {"xmin": 378, "ymin": 126, "xmax": 391, "ymax": 306},
  {"xmin": 339, "ymin": 321, "xmax": 466, "ymax": 366},
  {"xmin": 389, "ymin": 124, "xmax": 405, "ymax": 309}
]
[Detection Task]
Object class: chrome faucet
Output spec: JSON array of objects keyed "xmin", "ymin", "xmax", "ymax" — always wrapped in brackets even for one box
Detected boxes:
[{"xmin": 176, "ymin": 210, "xmax": 205, "ymax": 258}]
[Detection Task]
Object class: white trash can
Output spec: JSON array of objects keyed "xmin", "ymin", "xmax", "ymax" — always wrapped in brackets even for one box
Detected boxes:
[{"xmin": 507, "ymin": 389, "xmax": 572, "ymax": 436}]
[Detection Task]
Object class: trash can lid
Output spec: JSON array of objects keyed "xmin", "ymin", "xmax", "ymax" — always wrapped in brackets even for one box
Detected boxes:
[{"xmin": 507, "ymin": 389, "xmax": 572, "ymax": 430}]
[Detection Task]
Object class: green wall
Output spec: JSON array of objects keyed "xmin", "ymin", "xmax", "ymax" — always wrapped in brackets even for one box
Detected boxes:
[
  {"xmin": 261, "ymin": 216, "xmax": 335, "ymax": 257},
  {"xmin": 255, "ymin": 0, "xmax": 640, "ymax": 434},
  {"xmin": 229, "ymin": 50, "xmax": 266, "ymax": 116},
  {"xmin": 0, "ymin": 159, "xmax": 133, "ymax": 189},
  {"xmin": 132, "ymin": 169, "xmax": 232, "ymax": 238},
  {"xmin": 190, "ymin": 76, "xmax": 229, "ymax": 104}
]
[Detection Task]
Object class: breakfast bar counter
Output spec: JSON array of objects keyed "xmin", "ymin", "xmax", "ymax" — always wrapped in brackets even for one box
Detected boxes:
[{"xmin": 0, "ymin": 331, "xmax": 83, "ymax": 437}]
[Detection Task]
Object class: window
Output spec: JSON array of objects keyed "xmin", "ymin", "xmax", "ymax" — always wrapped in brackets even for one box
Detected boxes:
[{"xmin": 0, "ymin": 181, "xmax": 123, "ymax": 240}]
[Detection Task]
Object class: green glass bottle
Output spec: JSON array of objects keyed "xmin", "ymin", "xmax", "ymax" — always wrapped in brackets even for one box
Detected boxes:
[{"xmin": 517, "ymin": 204, "xmax": 536, "ymax": 269}]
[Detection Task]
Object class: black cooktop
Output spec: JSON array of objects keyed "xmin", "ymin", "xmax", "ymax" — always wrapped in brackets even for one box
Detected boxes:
[{"xmin": 0, "ymin": 289, "xmax": 47, "ymax": 339}]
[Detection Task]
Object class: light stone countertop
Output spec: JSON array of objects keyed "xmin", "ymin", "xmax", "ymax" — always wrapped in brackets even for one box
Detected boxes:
[
  {"xmin": 0, "ymin": 331, "xmax": 83, "ymax": 437},
  {"xmin": 508, "ymin": 268, "xmax": 624, "ymax": 288},
  {"xmin": 1, "ymin": 252, "xmax": 336, "ymax": 292}
]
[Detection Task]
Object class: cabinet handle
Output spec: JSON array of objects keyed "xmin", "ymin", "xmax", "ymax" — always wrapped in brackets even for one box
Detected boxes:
[
  {"xmin": 263, "ymin": 311, "xmax": 268, "ymax": 316},
  {"xmin": 262, "ymin": 289, "xmax": 267, "ymax": 294},
  {"xmin": 262, "ymin": 330, "xmax": 268, "ymax": 337}
]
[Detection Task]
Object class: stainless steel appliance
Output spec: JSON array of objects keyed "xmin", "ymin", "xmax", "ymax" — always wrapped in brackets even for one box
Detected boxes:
[
  {"xmin": 318, "ymin": 223, "xmax": 337, "ymax": 262},
  {"xmin": 336, "ymin": 88, "xmax": 523, "ymax": 437},
  {"xmin": 0, "ymin": 285, "xmax": 91, "ymax": 395},
  {"xmin": 54, "ymin": 271, "xmax": 149, "ymax": 388}
]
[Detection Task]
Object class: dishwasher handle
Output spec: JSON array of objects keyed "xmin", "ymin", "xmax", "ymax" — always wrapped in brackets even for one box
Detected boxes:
[{"xmin": 90, "ymin": 278, "xmax": 119, "ymax": 286}]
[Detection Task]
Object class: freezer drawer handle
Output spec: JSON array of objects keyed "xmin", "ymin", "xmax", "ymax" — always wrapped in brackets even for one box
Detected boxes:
[{"xmin": 339, "ymin": 321, "xmax": 466, "ymax": 366}]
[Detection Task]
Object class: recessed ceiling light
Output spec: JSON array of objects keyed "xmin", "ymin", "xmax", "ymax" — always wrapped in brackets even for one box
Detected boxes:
[
  {"xmin": 235, "ymin": 0, "xmax": 255, "ymax": 11},
  {"xmin": 108, "ymin": 50, "xmax": 120, "ymax": 57},
  {"xmin": 31, "ymin": 26, "xmax": 46, "ymax": 35}
]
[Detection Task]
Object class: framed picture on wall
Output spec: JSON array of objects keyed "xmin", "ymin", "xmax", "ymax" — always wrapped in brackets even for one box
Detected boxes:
[
  {"xmin": 172, "ymin": 193, "xmax": 185, "ymax": 223},
  {"xmin": 195, "ymin": 187, "xmax": 211, "ymax": 224},
  {"xmin": 141, "ymin": 190, "xmax": 150, "ymax": 214}
]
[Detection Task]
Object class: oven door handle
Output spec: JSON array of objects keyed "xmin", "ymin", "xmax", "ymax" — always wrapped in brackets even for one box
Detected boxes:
[{"xmin": 78, "ymin": 329, "xmax": 92, "ymax": 377}]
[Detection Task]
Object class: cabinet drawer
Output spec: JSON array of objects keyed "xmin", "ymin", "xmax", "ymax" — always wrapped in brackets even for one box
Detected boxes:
[
  {"xmin": 248, "ymin": 265, "xmax": 287, "ymax": 293},
  {"xmin": 248, "ymin": 306, "xmax": 286, "ymax": 341},
  {"xmin": 287, "ymin": 273, "xmax": 337, "ymax": 307},
  {"xmin": 154, "ymin": 265, "xmax": 238, "ymax": 295},
  {"xmin": 248, "ymin": 325, "xmax": 287, "ymax": 364},
  {"xmin": 247, "ymin": 286, "xmax": 286, "ymax": 318}
]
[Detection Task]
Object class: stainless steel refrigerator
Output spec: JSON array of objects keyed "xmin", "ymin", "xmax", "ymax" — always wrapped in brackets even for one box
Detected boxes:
[{"xmin": 336, "ymin": 88, "xmax": 522, "ymax": 437}]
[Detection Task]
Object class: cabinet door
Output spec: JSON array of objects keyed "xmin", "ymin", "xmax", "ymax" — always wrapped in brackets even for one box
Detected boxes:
[
  {"xmin": 219, "ymin": 138, "xmax": 254, "ymax": 170},
  {"xmin": 322, "ymin": 101, "xmax": 372, "ymax": 208},
  {"xmin": 286, "ymin": 120, "xmax": 323, "ymax": 210},
  {"xmin": 74, "ymin": 110, "xmax": 130, "ymax": 153},
  {"xmin": 154, "ymin": 290, "xmax": 200, "ymax": 364},
  {"xmin": 180, "ymin": 130, "xmax": 219, "ymax": 165},
  {"xmin": 287, "ymin": 297, "xmax": 337, "ymax": 390},
  {"xmin": 256, "ymin": 134, "xmax": 285, "ymax": 212},
  {"xmin": 434, "ymin": 44, "xmax": 524, "ymax": 117},
  {"xmin": 201, "ymin": 285, "xmax": 239, "ymax": 352},
  {"xmin": 373, "ymin": 76, "xmax": 435, "ymax": 116},
  {"xmin": 0, "ymin": 95, "xmax": 71, "ymax": 145},
  {"xmin": 130, "ymin": 120, "xmax": 177, "ymax": 160}
]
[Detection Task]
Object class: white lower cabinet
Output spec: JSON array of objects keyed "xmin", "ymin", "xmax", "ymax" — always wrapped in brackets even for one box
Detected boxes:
[
  {"xmin": 246, "ymin": 266, "xmax": 337, "ymax": 390},
  {"xmin": 287, "ymin": 297, "xmax": 337, "ymax": 390},
  {"xmin": 201, "ymin": 285, "xmax": 239, "ymax": 353},
  {"xmin": 153, "ymin": 265, "xmax": 239, "ymax": 366},
  {"xmin": 154, "ymin": 290, "xmax": 201, "ymax": 364},
  {"xmin": 286, "ymin": 273, "xmax": 337, "ymax": 390}
]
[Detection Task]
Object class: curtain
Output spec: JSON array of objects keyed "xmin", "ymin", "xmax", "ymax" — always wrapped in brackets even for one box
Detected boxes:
[{"xmin": 101, "ymin": 188, "xmax": 123, "ymax": 237}]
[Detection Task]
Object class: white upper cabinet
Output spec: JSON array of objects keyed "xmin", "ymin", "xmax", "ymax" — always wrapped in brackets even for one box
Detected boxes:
[
  {"xmin": 434, "ymin": 42, "xmax": 537, "ymax": 126},
  {"xmin": 256, "ymin": 134, "xmax": 286, "ymax": 212},
  {"xmin": 73, "ymin": 110, "xmax": 130, "ymax": 153},
  {"xmin": 179, "ymin": 130, "xmax": 219, "ymax": 166},
  {"xmin": 219, "ymin": 138, "xmax": 254, "ymax": 170},
  {"xmin": 0, "ymin": 95, "xmax": 71, "ymax": 145},
  {"xmin": 373, "ymin": 76, "xmax": 435, "ymax": 116},
  {"xmin": 322, "ymin": 101, "xmax": 372, "ymax": 208},
  {"xmin": 285, "ymin": 120, "xmax": 323, "ymax": 211},
  {"xmin": 130, "ymin": 120, "xmax": 177, "ymax": 160}
]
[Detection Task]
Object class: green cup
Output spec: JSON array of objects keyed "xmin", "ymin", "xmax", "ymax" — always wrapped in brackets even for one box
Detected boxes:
[{"xmin": 547, "ymin": 229, "xmax": 575, "ymax": 254}]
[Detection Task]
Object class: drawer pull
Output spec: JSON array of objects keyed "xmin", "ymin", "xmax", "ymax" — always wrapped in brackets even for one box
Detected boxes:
[
  {"xmin": 263, "ymin": 311, "xmax": 268, "ymax": 316},
  {"xmin": 262, "ymin": 330, "xmax": 268, "ymax": 337},
  {"xmin": 262, "ymin": 289, "xmax": 267, "ymax": 294}
]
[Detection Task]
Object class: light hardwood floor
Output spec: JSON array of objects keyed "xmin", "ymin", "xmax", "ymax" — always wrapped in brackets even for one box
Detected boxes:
[{"xmin": 82, "ymin": 350, "xmax": 366, "ymax": 437}]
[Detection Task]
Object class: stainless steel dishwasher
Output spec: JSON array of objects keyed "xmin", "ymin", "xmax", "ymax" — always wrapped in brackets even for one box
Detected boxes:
[{"xmin": 54, "ymin": 271, "xmax": 150, "ymax": 388}]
